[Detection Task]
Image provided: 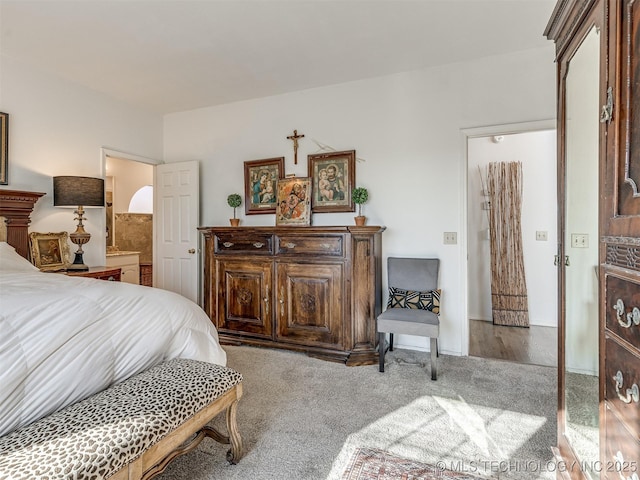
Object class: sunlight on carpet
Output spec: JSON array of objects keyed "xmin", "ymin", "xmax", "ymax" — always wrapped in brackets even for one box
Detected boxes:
[{"xmin": 327, "ymin": 395, "xmax": 552, "ymax": 480}]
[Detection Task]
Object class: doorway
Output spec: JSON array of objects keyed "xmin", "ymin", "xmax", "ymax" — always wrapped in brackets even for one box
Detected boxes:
[
  {"xmin": 102, "ymin": 148, "xmax": 159, "ymax": 286},
  {"xmin": 463, "ymin": 122, "xmax": 557, "ymax": 367}
]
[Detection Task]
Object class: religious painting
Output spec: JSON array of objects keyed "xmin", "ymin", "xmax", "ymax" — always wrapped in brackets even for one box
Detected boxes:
[
  {"xmin": 307, "ymin": 150, "xmax": 355, "ymax": 213},
  {"xmin": 275, "ymin": 177, "xmax": 312, "ymax": 226},
  {"xmin": 0, "ymin": 112, "xmax": 8, "ymax": 185},
  {"xmin": 28, "ymin": 231, "xmax": 71, "ymax": 272},
  {"xmin": 244, "ymin": 157, "xmax": 285, "ymax": 215}
]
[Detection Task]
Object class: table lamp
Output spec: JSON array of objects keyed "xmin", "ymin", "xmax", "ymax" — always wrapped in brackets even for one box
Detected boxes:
[{"xmin": 53, "ymin": 176, "xmax": 105, "ymax": 271}]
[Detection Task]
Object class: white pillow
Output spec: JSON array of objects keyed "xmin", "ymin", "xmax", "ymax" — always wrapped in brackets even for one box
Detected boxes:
[{"xmin": 0, "ymin": 242, "xmax": 40, "ymax": 272}]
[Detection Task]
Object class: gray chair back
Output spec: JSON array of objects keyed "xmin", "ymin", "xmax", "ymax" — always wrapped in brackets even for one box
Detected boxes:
[{"xmin": 388, "ymin": 257, "xmax": 439, "ymax": 291}]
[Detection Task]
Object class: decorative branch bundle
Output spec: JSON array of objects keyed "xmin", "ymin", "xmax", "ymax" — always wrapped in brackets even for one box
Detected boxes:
[{"xmin": 487, "ymin": 161, "xmax": 529, "ymax": 327}]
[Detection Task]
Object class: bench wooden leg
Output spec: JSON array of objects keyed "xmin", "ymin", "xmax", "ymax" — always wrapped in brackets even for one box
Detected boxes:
[{"xmin": 225, "ymin": 397, "xmax": 243, "ymax": 464}]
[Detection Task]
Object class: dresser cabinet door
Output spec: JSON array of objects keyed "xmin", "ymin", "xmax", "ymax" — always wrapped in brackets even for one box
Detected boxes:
[
  {"xmin": 217, "ymin": 259, "xmax": 273, "ymax": 339},
  {"xmin": 275, "ymin": 261, "xmax": 344, "ymax": 350},
  {"xmin": 607, "ymin": 1, "xmax": 640, "ymax": 234}
]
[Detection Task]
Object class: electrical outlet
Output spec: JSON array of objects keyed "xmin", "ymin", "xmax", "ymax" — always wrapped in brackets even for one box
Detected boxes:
[
  {"xmin": 536, "ymin": 231, "xmax": 548, "ymax": 241},
  {"xmin": 571, "ymin": 233, "xmax": 589, "ymax": 248},
  {"xmin": 443, "ymin": 232, "xmax": 457, "ymax": 245}
]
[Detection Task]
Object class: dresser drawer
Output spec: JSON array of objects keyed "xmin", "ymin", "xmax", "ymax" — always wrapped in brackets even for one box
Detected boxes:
[
  {"xmin": 215, "ymin": 233, "xmax": 273, "ymax": 255},
  {"xmin": 604, "ymin": 404, "xmax": 640, "ymax": 479},
  {"xmin": 606, "ymin": 274, "xmax": 640, "ymax": 349},
  {"xmin": 275, "ymin": 234, "xmax": 344, "ymax": 257},
  {"xmin": 605, "ymin": 335, "xmax": 640, "ymax": 438}
]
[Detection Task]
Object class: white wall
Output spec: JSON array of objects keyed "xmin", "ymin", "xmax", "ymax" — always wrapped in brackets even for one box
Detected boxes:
[
  {"xmin": 468, "ymin": 131, "xmax": 558, "ymax": 327},
  {"xmin": 0, "ymin": 55, "xmax": 163, "ymax": 266},
  {"xmin": 164, "ymin": 46, "xmax": 557, "ymax": 355}
]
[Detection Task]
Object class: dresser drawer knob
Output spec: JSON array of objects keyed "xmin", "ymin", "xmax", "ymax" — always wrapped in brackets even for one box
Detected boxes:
[
  {"xmin": 253, "ymin": 242, "xmax": 264, "ymax": 248},
  {"xmin": 614, "ymin": 371, "xmax": 640, "ymax": 404},
  {"xmin": 613, "ymin": 299, "xmax": 640, "ymax": 328},
  {"xmin": 223, "ymin": 242, "xmax": 234, "ymax": 248},
  {"xmin": 285, "ymin": 242, "xmax": 296, "ymax": 249}
]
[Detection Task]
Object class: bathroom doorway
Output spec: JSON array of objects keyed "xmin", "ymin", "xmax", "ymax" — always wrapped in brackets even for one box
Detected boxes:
[{"xmin": 104, "ymin": 150, "xmax": 157, "ymax": 286}]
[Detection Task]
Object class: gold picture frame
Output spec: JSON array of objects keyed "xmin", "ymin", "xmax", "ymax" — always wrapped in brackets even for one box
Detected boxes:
[
  {"xmin": 29, "ymin": 231, "xmax": 71, "ymax": 271},
  {"xmin": 275, "ymin": 177, "xmax": 312, "ymax": 226},
  {"xmin": 244, "ymin": 157, "xmax": 285, "ymax": 215},
  {"xmin": 307, "ymin": 150, "xmax": 355, "ymax": 213}
]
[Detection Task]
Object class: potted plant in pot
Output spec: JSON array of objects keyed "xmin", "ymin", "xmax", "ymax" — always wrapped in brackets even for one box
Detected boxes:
[
  {"xmin": 352, "ymin": 187, "xmax": 369, "ymax": 226},
  {"xmin": 227, "ymin": 194, "xmax": 242, "ymax": 226}
]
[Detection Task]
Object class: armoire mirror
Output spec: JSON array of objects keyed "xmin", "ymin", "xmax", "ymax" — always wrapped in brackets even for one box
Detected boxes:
[{"xmin": 561, "ymin": 22, "xmax": 601, "ymax": 480}]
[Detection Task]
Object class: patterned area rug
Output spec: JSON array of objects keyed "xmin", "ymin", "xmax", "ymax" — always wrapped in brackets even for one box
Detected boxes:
[{"xmin": 342, "ymin": 448, "xmax": 485, "ymax": 480}]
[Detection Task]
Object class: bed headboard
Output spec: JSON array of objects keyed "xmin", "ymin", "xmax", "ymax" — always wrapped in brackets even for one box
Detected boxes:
[{"xmin": 0, "ymin": 189, "xmax": 46, "ymax": 259}]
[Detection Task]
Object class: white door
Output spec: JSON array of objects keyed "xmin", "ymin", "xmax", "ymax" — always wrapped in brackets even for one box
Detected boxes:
[{"xmin": 154, "ymin": 161, "xmax": 199, "ymax": 303}]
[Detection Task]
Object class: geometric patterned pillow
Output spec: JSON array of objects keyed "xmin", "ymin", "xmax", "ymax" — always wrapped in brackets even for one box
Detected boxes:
[{"xmin": 387, "ymin": 287, "xmax": 441, "ymax": 315}]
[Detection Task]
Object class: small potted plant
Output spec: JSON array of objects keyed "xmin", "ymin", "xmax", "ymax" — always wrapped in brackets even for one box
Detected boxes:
[
  {"xmin": 227, "ymin": 194, "xmax": 242, "ymax": 226},
  {"xmin": 352, "ymin": 187, "xmax": 369, "ymax": 226}
]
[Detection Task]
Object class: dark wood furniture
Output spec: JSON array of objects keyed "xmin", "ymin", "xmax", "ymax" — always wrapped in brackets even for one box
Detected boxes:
[
  {"xmin": 199, "ymin": 226, "xmax": 384, "ymax": 365},
  {"xmin": 66, "ymin": 266, "xmax": 122, "ymax": 281},
  {"xmin": 546, "ymin": 1, "xmax": 640, "ymax": 478},
  {"xmin": 0, "ymin": 189, "xmax": 46, "ymax": 259},
  {"xmin": 140, "ymin": 262, "xmax": 153, "ymax": 286}
]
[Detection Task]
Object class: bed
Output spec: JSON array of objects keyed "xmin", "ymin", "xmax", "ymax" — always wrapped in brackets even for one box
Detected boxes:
[{"xmin": 0, "ymin": 189, "xmax": 242, "ymax": 478}]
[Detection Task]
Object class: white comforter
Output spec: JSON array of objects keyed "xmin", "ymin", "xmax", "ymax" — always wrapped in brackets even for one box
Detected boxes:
[{"xmin": 0, "ymin": 243, "xmax": 226, "ymax": 437}]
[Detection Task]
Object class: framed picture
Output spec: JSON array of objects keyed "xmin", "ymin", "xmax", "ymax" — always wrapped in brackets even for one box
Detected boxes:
[
  {"xmin": 28, "ymin": 231, "xmax": 71, "ymax": 272},
  {"xmin": 275, "ymin": 177, "xmax": 312, "ymax": 226},
  {"xmin": 244, "ymin": 157, "xmax": 285, "ymax": 215},
  {"xmin": 0, "ymin": 112, "xmax": 8, "ymax": 185},
  {"xmin": 307, "ymin": 150, "xmax": 355, "ymax": 213}
]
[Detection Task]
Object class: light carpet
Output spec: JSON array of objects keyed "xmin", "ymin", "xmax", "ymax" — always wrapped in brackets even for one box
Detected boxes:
[{"xmin": 158, "ymin": 345, "xmax": 557, "ymax": 480}]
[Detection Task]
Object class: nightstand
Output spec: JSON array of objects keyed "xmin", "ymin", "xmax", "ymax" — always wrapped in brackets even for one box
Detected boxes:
[{"xmin": 66, "ymin": 266, "xmax": 121, "ymax": 281}]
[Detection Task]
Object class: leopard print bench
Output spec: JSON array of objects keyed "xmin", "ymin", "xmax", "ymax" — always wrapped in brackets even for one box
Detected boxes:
[{"xmin": 0, "ymin": 358, "xmax": 243, "ymax": 480}]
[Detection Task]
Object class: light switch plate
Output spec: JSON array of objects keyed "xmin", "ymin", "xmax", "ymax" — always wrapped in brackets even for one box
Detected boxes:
[
  {"xmin": 571, "ymin": 233, "xmax": 589, "ymax": 248},
  {"xmin": 443, "ymin": 232, "xmax": 457, "ymax": 245}
]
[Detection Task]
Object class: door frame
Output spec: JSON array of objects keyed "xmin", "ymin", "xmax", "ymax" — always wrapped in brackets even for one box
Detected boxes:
[
  {"xmin": 100, "ymin": 147, "xmax": 161, "ymax": 265},
  {"xmin": 460, "ymin": 119, "xmax": 556, "ymax": 356}
]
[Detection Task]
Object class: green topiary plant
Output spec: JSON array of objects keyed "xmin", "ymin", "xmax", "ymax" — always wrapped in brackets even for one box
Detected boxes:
[
  {"xmin": 227, "ymin": 194, "xmax": 242, "ymax": 219},
  {"xmin": 351, "ymin": 187, "xmax": 369, "ymax": 217}
]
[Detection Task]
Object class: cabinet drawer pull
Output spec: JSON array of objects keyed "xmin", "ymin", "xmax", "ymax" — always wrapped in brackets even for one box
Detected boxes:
[
  {"xmin": 264, "ymin": 285, "xmax": 269, "ymax": 309},
  {"xmin": 612, "ymin": 451, "xmax": 639, "ymax": 480},
  {"xmin": 613, "ymin": 371, "xmax": 640, "ymax": 404},
  {"xmin": 279, "ymin": 287, "xmax": 285, "ymax": 317},
  {"xmin": 285, "ymin": 242, "xmax": 296, "ymax": 249},
  {"xmin": 613, "ymin": 298, "xmax": 640, "ymax": 328},
  {"xmin": 253, "ymin": 242, "xmax": 264, "ymax": 248},
  {"xmin": 223, "ymin": 242, "xmax": 234, "ymax": 248}
]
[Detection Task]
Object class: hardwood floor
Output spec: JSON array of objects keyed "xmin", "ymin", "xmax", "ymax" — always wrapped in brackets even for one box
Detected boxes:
[{"xmin": 469, "ymin": 319, "xmax": 557, "ymax": 367}]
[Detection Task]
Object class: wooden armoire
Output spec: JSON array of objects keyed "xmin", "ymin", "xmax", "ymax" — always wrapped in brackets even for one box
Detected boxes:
[{"xmin": 546, "ymin": 1, "xmax": 639, "ymax": 479}]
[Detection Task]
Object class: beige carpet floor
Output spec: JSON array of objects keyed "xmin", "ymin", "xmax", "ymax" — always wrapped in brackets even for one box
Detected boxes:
[{"xmin": 158, "ymin": 345, "xmax": 557, "ymax": 480}]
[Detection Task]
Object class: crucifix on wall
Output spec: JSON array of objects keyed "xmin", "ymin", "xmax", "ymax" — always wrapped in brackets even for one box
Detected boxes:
[{"xmin": 286, "ymin": 129, "xmax": 305, "ymax": 164}]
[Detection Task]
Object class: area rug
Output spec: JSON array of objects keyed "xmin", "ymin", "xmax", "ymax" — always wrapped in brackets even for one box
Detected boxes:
[{"xmin": 342, "ymin": 448, "xmax": 486, "ymax": 480}]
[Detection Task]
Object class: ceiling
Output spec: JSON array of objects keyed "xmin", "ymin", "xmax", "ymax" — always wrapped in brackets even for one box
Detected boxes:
[{"xmin": 1, "ymin": 0, "xmax": 557, "ymax": 115}]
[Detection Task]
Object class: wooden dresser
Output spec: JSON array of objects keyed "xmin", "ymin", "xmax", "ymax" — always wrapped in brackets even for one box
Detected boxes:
[
  {"xmin": 546, "ymin": 1, "xmax": 639, "ymax": 478},
  {"xmin": 199, "ymin": 226, "xmax": 384, "ymax": 365}
]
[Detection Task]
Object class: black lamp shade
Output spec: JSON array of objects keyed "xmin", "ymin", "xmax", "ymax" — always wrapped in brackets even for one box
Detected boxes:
[{"xmin": 53, "ymin": 176, "xmax": 105, "ymax": 207}]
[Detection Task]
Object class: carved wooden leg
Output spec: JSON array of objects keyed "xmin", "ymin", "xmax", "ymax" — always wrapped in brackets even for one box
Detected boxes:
[{"xmin": 225, "ymin": 398, "xmax": 243, "ymax": 464}]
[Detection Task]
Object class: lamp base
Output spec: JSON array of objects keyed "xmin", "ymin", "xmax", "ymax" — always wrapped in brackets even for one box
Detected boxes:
[{"xmin": 66, "ymin": 252, "xmax": 89, "ymax": 271}]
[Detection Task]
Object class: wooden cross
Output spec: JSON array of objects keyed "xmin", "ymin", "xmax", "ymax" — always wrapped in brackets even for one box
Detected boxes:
[{"xmin": 286, "ymin": 129, "xmax": 305, "ymax": 165}]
